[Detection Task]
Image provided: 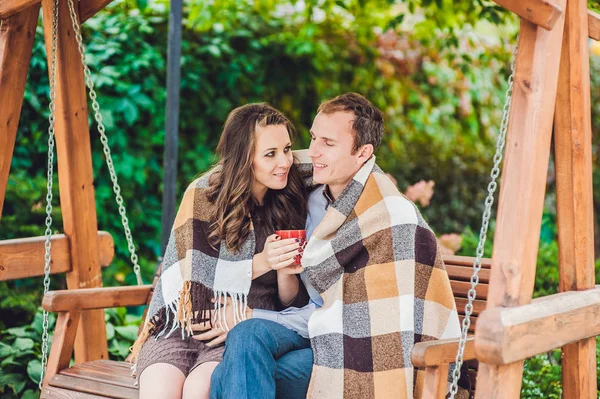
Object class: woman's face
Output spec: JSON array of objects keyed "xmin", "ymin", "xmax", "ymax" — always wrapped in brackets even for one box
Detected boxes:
[{"xmin": 252, "ymin": 124, "xmax": 293, "ymax": 201}]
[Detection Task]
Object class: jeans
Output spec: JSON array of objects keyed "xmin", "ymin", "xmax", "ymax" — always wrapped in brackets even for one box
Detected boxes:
[{"xmin": 210, "ymin": 318, "xmax": 313, "ymax": 399}]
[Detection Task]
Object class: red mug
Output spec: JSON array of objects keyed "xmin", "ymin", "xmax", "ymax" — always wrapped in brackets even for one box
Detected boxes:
[{"xmin": 275, "ymin": 230, "xmax": 306, "ymax": 265}]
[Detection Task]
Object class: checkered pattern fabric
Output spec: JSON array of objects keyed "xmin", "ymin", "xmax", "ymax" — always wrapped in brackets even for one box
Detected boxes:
[
  {"xmin": 132, "ymin": 170, "xmax": 255, "ymax": 362},
  {"xmin": 303, "ymin": 157, "xmax": 461, "ymax": 398}
]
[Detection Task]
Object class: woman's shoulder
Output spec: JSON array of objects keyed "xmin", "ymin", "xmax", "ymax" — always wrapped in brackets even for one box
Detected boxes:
[{"xmin": 185, "ymin": 166, "xmax": 221, "ymax": 193}]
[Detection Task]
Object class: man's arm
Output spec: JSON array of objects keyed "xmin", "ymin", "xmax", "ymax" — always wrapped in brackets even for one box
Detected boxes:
[{"xmin": 252, "ymin": 302, "xmax": 317, "ymax": 339}]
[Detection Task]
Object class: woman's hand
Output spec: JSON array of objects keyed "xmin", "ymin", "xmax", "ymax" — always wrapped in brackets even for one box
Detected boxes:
[
  {"xmin": 191, "ymin": 297, "xmax": 253, "ymax": 346},
  {"xmin": 263, "ymin": 234, "xmax": 303, "ymax": 271}
]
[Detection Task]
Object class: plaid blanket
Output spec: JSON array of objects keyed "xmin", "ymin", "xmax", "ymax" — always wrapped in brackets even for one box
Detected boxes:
[
  {"xmin": 303, "ymin": 156, "xmax": 461, "ymax": 398},
  {"xmin": 131, "ymin": 170, "xmax": 255, "ymax": 362}
]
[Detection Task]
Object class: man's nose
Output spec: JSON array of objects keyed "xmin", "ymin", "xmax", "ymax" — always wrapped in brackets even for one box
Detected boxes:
[{"xmin": 308, "ymin": 140, "xmax": 319, "ymax": 159}]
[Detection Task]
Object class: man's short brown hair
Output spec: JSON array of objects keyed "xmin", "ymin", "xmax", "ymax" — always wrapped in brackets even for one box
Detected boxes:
[{"xmin": 318, "ymin": 92, "xmax": 384, "ymax": 153}]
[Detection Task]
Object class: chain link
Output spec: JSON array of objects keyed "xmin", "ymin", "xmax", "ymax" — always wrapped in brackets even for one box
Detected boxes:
[
  {"xmin": 38, "ymin": 0, "xmax": 59, "ymax": 389},
  {"xmin": 65, "ymin": 0, "xmax": 143, "ymax": 286},
  {"xmin": 448, "ymin": 42, "xmax": 519, "ymax": 398},
  {"xmin": 39, "ymin": 0, "xmax": 143, "ymax": 389}
]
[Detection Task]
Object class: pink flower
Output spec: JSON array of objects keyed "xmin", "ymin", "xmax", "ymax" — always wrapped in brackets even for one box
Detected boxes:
[
  {"xmin": 404, "ymin": 180, "xmax": 435, "ymax": 207},
  {"xmin": 439, "ymin": 233, "xmax": 463, "ymax": 255}
]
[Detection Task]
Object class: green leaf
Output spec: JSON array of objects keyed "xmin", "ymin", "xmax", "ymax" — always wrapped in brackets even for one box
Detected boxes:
[
  {"xmin": 6, "ymin": 326, "xmax": 29, "ymax": 338},
  {"xmin": 1, "ymin": 355, "xmax": 20, "ymax": 368},
  {"xmin": 114, "ymin": 325, "xmax": 139, "ymax": 342},
  {"xmin": 106, "ymin": 323, "xmax": 115, "ymax": 341},
  {"xmin": 27, "ymin": 359, "xmax": 42, "ymax": 385},
  {"xmin": 21, "ymin": 389, "xmax": 39, "ymax": 399},
  {"xmin": 14, "ymin": 338, "xmax": 35, "ymax": 351},
  {"xmin": 0, "ymin": 342, "xmax": 14, "ymax": 357},
  {"xmin": 0, "ymin": 371, "xmax": 26, "ymax": 393},
  {"xmin": 125, "ymin": 314, "xmax": 142, "ymax": 326}
]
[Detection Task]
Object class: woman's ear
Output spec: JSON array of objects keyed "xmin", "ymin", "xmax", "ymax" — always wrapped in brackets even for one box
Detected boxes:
[{"xmin": 356, "ymin": 144, "xmax": 374, "ymax": 164}]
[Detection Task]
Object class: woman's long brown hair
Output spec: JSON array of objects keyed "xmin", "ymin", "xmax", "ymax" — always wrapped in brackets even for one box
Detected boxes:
[{"xmin": 205, "ymin": 103, "xmax": 307, "ymax": 252}]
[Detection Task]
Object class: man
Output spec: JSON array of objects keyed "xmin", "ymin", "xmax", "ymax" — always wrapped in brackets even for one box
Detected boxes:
[{"xmin": 208, "ymin": 93, "xmax": 462, "ymax": 398}]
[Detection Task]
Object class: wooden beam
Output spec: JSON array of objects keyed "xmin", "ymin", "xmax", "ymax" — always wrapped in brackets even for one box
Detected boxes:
[
  {"xmin": 0, "ymin": 0, "xmax": 38, "ymax": 19},
  {"xmin": 0, "ymin": 5, "xmax": 39, "ymax": 219},
  {"xmin": 43, "ymin": 311, "xmax": 81, "ymax": 386},
  {"xmin": 0, "ymin": 0, "xmax": 115, "ymax": 22},
  {"xmin": 589, "ymin": 10, "xmax": 600, "ymax": 40},
  {"xmin": 412, "ymin": 337, "xmax": 476, "ymax": 368},
  {"xmin": 474, "ymin": 3, "xmax": 568, "ymax": 397},
  {"xmin": 475, "ymin": 288, "xmax": 600, "ymax": 365},
  {"xmin": 0, "ymin": 231, "xmax": 114, "ymax": 281},
  {"xmin": 554, "ymin": 0, "xmax": 597, "ymax": 397},
  {"xmin": 452, "ymin": 281, "xmax": 489, "ymax": 299},
  {"xmin": 442, "ymin": 254, "xmax": 492, "ymax": 268},
  {"xmin": 42, "ymin": 285, "xmax": 152, "ymax": 312},
  {"xmin": 41, "ymin": 0, "xmax": 107, "ymax": 363},
  {"xmin": 79, "ymin": 0, "xmax": 115, "ymax": 23},
  {"xmin": 491, "ymin": 0, "xmax": 563, "ymax": 31}
]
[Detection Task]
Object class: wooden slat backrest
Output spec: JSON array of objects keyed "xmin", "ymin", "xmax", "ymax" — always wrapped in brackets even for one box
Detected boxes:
[{"xmin": 443, "ymin": 255, "xmax": 491, "ymax": 328}]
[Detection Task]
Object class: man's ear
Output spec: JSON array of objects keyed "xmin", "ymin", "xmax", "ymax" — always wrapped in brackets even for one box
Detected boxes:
[{"xmin": 356, "ymin": 144, "xmax": 374, "ymax": 164}]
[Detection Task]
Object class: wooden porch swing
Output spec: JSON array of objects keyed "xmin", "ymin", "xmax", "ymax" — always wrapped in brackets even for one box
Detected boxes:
[{"xmin": 2, "ymin": 0, "xmax": 600, "ymax": 398}]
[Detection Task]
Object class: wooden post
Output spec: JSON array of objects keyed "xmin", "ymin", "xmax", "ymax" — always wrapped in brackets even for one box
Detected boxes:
[
  {"xmin": 40, "ymin": 0, "xmax": 108, "ymax": 362},
  {"xmin": 554, "ymin": 0, "xmax": 597, "ymax": 396},
  {"xmin": 0, "ymin": 4, "xmax": 39, "ymax": 218},
  {"xmin": 474, "ymin": 5, "xmax": 567, "ymax": 398}
]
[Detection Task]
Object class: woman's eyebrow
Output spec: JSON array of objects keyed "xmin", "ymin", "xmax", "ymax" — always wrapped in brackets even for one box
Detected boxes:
[{"xmin": 263, "ymin": 142, "xmax": 292, "ymax": 152}]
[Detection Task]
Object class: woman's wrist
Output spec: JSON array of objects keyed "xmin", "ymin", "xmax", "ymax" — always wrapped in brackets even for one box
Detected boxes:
[{"xmin": 252, "ymin": 252, "xmax": 270, "ymax": 279}]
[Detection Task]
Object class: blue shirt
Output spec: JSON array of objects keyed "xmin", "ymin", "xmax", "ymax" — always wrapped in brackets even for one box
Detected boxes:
[{"xmin": 252, "ymin": 185, "xmax": 329, "ymax": 338}]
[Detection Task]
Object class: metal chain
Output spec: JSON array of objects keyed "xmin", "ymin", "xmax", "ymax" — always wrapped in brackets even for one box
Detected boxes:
[
  {"xmin": 66, "ymin": 0, "xmax": 143, "ymax": 285},
  {"xmin": 39, "ymin": 0, "xmax": 60, "ymax": 389},
  {"xmin": 448, "ymin": 43, "xmax": 519, "ymax": 397}
]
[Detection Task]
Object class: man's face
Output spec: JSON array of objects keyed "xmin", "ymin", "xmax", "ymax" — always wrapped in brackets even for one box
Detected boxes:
[{"xmin": 308, "ymin": 111, "xmax": 364, "ymax": 192}]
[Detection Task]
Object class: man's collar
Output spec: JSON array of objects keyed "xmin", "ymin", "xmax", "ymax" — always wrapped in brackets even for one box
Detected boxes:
[{"xmin": 322, "ymin": 185, "xmax": 334, "ymax": 206}]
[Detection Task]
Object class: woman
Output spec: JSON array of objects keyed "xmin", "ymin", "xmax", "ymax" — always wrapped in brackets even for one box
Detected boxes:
[{"xmin": 132, "ymin": 103, "xmax": 310, "ymax": 399}]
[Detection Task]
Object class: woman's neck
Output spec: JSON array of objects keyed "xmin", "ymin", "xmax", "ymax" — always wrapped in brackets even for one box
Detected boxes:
[{"xmin": 252, "ymin": 186, "xmax": 268, "ymax": 206}]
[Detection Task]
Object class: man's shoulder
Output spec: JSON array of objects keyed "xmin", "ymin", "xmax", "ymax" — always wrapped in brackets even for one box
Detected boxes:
[{"xmin": 367, "ymin": 165, "xmax": 428, "ymax": 226}]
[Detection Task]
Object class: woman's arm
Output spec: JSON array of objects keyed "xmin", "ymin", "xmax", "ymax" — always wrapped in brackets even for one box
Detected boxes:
[{"xmin": 277, "ymin": 273, "xmax": 300, "ymax": 306}]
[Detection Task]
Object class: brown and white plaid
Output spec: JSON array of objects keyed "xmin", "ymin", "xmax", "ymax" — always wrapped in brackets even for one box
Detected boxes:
[
  {"xmin": 303, "ymin": 156, "xmax": 461, "ymax": 398},
  {"xmin": 131, "ymin": 170, "xmax": 255, "ymax": 364}
]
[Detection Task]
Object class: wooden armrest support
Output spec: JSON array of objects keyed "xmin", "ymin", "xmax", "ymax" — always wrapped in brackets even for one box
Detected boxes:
[
  {"xmin": 411, "ymin": 337, "xmax": 476, "ymax": 368},
  {"xmin": 475, "ymin": 287, "xmax": 600, "ymax": 364},
  {"xmin": 42, "ymin": 285, "xmax": 153, "ymax": 312}
]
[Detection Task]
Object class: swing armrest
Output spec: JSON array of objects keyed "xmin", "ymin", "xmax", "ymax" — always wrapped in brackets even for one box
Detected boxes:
[
  {"xmin": 42, "ymin": 285, "xmax": 153, "ymax": 312},
  {"xmin": 411, "ymin": 336, "xmax": 476, "ymax": 368}
]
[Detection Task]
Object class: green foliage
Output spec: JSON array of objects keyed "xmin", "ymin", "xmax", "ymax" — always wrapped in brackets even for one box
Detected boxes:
[
  {"xmin": 0, "ymin": 309, "xmax": 54, "ymax": 398},
  {"xmin": 521, "ymin": 351, "xmax": 563, "ymax": 398},
  {"xmin": 105, "ymin": 308, "xmax": 143, "ymax": 359}
]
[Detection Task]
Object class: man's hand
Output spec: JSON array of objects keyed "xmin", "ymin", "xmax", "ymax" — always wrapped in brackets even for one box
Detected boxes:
[{"xmin": 191, "ymin": 296, "xmax": 253, "ymax": 346}]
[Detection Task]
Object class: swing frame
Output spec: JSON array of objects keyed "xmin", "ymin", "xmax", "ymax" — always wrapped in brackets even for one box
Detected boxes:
[{"xmin": 2, "ymin": 0, "xmax": 600, "ymax": 398}]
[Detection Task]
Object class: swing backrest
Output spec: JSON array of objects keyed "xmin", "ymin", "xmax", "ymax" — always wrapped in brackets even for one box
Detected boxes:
[{"xmin": 444, "ymin": 254, "xmax": 491, "ymax": 393}]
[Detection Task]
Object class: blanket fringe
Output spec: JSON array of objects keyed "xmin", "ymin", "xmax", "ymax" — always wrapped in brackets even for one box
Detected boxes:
[{"xmin": 129, "ymin": 282, "xmax": 249, "ymax": 373}]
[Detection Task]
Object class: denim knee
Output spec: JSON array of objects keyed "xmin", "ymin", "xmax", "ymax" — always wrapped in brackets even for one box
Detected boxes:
[{"xmin": 226, "ymin": 319, "xmax": 275, "ymax": 351}]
